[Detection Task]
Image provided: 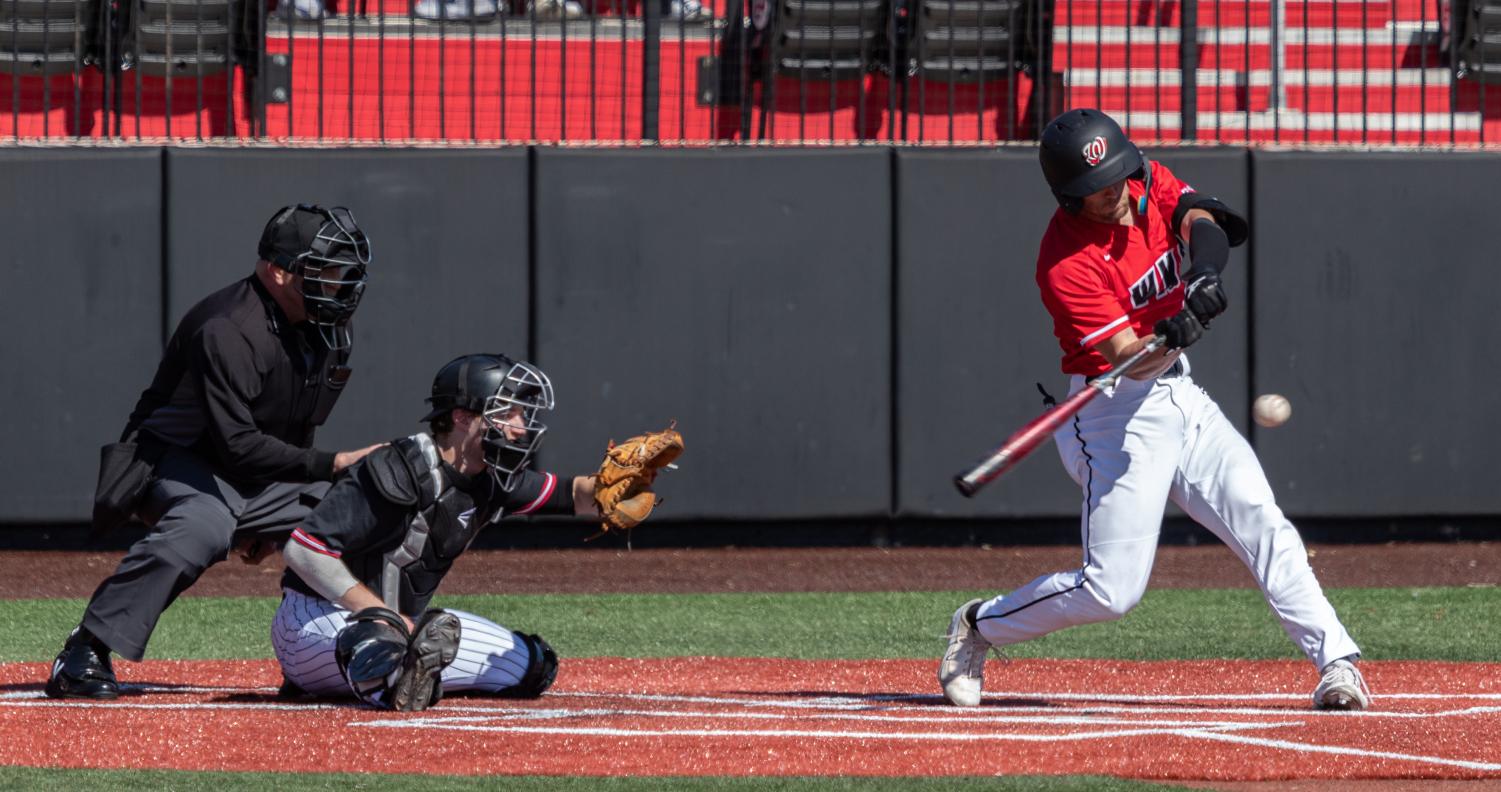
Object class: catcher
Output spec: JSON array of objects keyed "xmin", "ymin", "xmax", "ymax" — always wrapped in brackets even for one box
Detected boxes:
[{"xmin": 271, "ymin": 352, "xmax": 682, "ymax": 710}]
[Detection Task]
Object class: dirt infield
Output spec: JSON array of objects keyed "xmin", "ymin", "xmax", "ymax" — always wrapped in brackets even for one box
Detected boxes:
[
  {"xmin": 2, "ymin": 543, "xmax": 1497, "ymax": 599},
  {"xmin": 3, "ymin": 657, "xmax": 1499, "ymax": 783},
  {"xmin": 7, "ymin": 545, "xmax": 1498, "ymax": 788}
]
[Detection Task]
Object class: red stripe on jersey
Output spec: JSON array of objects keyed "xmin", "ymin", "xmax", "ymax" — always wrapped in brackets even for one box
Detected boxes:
[
  {"xmin": 290, "ymin": 528, "xmax": 341, "ymax": 558},
  {"xmin": 513, "ymin": 473, "xmax": 557, "ymax": 515}
]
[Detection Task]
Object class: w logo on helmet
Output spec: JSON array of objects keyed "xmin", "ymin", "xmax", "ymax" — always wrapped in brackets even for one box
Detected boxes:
[{"xmin": 1081, "ymin": 136, "xmax": 1108, "ymax": 166}]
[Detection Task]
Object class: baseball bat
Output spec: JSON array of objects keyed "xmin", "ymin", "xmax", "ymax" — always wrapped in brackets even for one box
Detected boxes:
[{"xmin": 954, "ymin": 338, "xmax": 1166, "ymax": 498}]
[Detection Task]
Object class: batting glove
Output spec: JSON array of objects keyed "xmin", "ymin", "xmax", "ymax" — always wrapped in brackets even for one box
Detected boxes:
[{"xmin": 1155, "ymin": 309, "xmax": 1205, "ymax": 350}]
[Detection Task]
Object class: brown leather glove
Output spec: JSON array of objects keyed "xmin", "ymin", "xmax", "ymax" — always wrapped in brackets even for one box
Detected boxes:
[{"xmin": 592, "ymin": 423, "xmax": 684, "ymax": 532}]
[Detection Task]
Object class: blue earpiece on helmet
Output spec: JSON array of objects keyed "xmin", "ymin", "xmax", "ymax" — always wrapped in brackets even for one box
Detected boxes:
[{"xmin": 1137, "ymin": 158, "xmax": 1152, "ymax": 215}]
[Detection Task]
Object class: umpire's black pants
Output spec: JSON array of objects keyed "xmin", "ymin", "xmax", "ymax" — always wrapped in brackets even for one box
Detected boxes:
[{"xmin": 80, "ymin": 446, "xmax": 329, "ymax": 661}]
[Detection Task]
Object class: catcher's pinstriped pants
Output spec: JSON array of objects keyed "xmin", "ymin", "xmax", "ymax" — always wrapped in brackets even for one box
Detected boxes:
[
  {"xmin": 971, "ymin": 355, "xmax": 1360, "ymax": 671},
  {"xmin": 81, "ymin": 446, "xmax": 329, "ymax": 662},
  {"xmin": 272, "ymin": 588, "xmax": 537, "ymax": 696}
]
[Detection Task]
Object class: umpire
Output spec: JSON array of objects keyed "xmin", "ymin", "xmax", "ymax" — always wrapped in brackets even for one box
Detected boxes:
[{"xmin": 46, "ymin": 204, "xmax": 381, "ymax": 700}]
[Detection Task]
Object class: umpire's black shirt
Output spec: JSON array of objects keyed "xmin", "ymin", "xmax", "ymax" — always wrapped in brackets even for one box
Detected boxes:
[{"xmin": 126, "ymin": 274, "xmax": 350, "ymax": 484}]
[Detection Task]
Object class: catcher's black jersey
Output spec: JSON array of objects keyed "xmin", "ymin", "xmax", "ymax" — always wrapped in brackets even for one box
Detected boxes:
[{"xmin": 281, "ymin": 434, "xmax": 569, "ymax": 615}]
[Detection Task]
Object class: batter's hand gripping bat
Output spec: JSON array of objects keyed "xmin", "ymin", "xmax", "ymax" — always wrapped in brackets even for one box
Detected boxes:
[{"xmin": 954, "ymin": 338, "xmax": 1167, "ymax": 498}]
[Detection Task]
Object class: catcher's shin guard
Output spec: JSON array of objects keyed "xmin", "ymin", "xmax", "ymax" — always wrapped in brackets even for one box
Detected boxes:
[
  {"xmin": 388, "ymin": 609, "xmax": 462, "ymax": 712},
  {"xmin": 499, "ymin": 632, "xmax": 559, "ymax": 699},
  {"xmin": 335, "ymin": 607, "xmax": 411, "ymax": 706}
]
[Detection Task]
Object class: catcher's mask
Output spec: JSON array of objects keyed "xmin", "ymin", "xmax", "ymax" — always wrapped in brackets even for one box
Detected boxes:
[
  {"xmin": 258, "ymin": 204, "xmax": 371, "ymax": 350},
  {"xmin": 420, "ymin": 353, "xmax": 555, "ymax": 492},
  {"xmin": 1038, "ymin": 108, "xmax": 1149, "ymax": 216}
]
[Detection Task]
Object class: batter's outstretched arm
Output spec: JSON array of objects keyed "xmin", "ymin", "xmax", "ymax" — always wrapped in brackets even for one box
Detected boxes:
[{"xmin": 1096, "ymin": 326, "xmax": 1182, "ymax": 380}]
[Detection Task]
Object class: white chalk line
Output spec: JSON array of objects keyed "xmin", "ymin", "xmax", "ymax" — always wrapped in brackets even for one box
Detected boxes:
[
  {"xmin": 6, "ymin": 686, "xmax": 1501, "ymax": 721},
  {"xmin": 0, "ymin": 699, "xmax": 347, "ymax": 711},
  {"xmin": 350, "ymin": 720, "xmax": 1289, "ymax": 743},
  {"xmin": 547, "ymin": 690, "xmax": 1501, "ymax": 719},
  {"xmin": 977, "ymin": 691, "xmax": 1501, "ymax": 703},
  {"xmin": 1182, "ymin": 729, "xmax": 1501, "ymax": 772},
  {"xmin": 349, "ymin": 695, "xmax": 1501, "ymax": 773},
  {"xmin": 367, "ymin": 705, "xmax": 1303, "ymax": 730},
  {"xmin": 5, "ymin": 685, "xmax": 1498, "ymax": 772}
]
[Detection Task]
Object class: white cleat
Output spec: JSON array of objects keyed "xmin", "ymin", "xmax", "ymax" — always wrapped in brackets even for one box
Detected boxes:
[
  {"xmin": 937, "ymin": 598, "xmax": 990, "ymax": 707},
  {"xmin": 1313, "ymin": 658, "xmax": 1371, "ymax": 711}
]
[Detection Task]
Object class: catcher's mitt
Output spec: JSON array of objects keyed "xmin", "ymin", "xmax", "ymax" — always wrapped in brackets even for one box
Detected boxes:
[{"xmin": 592, "ymin": 422, "xmax": 684, "ymax": 532}]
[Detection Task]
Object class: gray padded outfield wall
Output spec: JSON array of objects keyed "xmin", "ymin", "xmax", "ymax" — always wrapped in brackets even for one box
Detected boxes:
[
  {"xmin": 1251, "ymin": 151, "xmax": 1501, "ymax": 516},
  {"xmin": 533, "ymin": 149, "xmax": 893, "ymax": 520},
  {"xmin": 895, "ymin": 148, "xmax": 1250, "ymax": 518},
  {"xmin": 165, "ymin": 149, "xmax": 531, "ymax": 454},
  {"xmin": 0, "ymin": 150, "xmax": 164, "ymax": 520},
  {"xmin": 3, "ymin": 146, "xmax": 1494, "ymax": 527}
]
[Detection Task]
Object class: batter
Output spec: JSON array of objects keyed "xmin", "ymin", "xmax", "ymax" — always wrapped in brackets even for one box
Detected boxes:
[{"xmin": 938, "ymin": 109, "xmax": 1369, "ymax": 711}]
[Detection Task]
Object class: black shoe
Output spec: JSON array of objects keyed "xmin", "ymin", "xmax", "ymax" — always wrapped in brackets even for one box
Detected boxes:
[
  {"xmin": 44, "ymin": 634, "xmax": 119, "ymax": 700},
  {"xmin": 277, "ymin": 675, "xmax": 309, "ymax": 700}
]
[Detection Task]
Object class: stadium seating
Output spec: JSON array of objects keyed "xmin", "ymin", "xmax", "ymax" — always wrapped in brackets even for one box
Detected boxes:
[
  {"xmin": 908, "ymin": 0, "xmax": 1031, "ymax": 84},
  {"xmin": 0, "ymin": 0, "xmax": 95, "ymax": 75},
  {"xmin": 754, "ymin": 0, "xmax": 886, "ymax": 80},
  {"xmin": 1454, "ymin": 0, "xmax": 1501, "ymax": 82},
  {"xmin": 128, "ymin": 0, "xmax": 234, "ymax": 76},
  {"xmin": 1, "ymin": 0, "xmax": 1499, "ymax": 143}
]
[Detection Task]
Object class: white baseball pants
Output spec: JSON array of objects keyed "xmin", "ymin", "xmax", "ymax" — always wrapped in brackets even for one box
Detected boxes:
[
  {"xmin": 272, "ymin": 588, "xmax": 537, "ymax": 696},
  {"xmin": 972, "ymin": 356, "xmax": 1360, "ymax": 670}
]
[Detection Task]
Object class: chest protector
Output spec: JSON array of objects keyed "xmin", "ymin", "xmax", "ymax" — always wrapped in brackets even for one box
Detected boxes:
[{"xmin": 365, "ymin": 434, "xmax": 500, "ymax": 614}]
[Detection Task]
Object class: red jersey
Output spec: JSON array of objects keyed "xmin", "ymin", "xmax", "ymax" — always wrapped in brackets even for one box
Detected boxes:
[{"xmin": 1035, "ymin": 160, "xmax": 1197, "ymax": 377}]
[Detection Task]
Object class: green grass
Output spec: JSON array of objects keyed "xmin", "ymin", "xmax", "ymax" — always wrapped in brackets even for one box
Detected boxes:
[
  {"xmin": 2, "ymin": 589, "xmax": 1487, "ymax": 789},
  {"xmin": 2, "ymin": 587, "xmax": 1496, "ymax": 663},
  {"xmin": 0, "ymin": 768, "xmax": 1208, "ymax": 791}
]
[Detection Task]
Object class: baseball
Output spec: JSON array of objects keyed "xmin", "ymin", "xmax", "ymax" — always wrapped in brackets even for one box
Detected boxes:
[{"xmin": 1253, "ymin": 394, "xmax": 1292, "ymax": 428}]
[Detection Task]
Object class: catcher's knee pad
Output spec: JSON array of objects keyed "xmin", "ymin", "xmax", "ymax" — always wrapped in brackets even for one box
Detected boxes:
[
  {"xmin": 335, "ymin": 607, "xmax": 411, "ymax": 706},
  {"xmin": 387, "ymin": 609, "xmax": 462, "ymax": 712},
  {"xmin": 500, "ymin": 631, "xmax": 558, "ymax": 699}
]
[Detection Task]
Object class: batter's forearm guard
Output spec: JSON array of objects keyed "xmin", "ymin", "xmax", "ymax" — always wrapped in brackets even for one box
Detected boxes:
[{"xmin": 1187, "ymin": 219, "xmax": 1231, "ymax": 278}]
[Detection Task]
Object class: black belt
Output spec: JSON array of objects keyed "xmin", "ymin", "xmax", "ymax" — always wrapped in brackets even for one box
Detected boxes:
[{"xmin": 1086, "ymin": 358, "xmax": 1183, "ymax": 384}]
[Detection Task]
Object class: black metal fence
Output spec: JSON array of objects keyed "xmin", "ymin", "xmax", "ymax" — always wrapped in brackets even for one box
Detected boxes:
[{"xmin": 2, "ymin": 0, "xmax": 1499, "ymax": 144}]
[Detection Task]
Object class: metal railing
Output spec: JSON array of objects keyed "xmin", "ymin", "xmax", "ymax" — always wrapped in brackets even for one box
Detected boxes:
[{"xmin": 1, "ymin": 0, "xmax": 1497, "ymax": 145}]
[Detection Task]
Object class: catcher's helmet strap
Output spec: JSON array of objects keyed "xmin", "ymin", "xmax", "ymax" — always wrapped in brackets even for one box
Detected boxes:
[{"xmin": 454, "ymin": 357, "xmax": 473, "ymax": 408}]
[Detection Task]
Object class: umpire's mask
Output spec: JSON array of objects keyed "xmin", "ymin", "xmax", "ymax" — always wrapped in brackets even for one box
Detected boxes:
[{"xmin": 259, "ymin": 204, "xmax": 371, "ymax": 350}]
